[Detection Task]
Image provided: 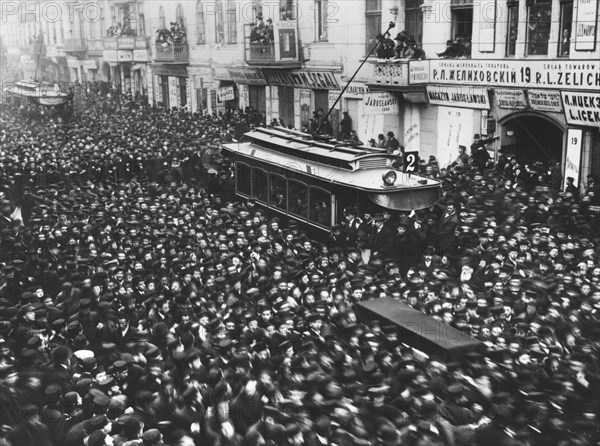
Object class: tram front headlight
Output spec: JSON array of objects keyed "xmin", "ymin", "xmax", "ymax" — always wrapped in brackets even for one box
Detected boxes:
[{"xmin": 382, "ymin": 171, "xmax": 397, "ymax": 186}]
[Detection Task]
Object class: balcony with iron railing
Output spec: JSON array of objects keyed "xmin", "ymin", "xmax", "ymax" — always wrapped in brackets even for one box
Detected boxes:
[
  {"xmin": 243, "ymin": 23, "xmax": 301, "ymax": 68},
  {"xmin": 63, "ymin": 38, "xmax": 87, "ymax": 53},
  {"xmin": 366, "ymin": 58, "xmax": 410, "ymax": 87},
  {"xmin": 153, "ymin": 42, "xmax": 189, "ymax": 63}
]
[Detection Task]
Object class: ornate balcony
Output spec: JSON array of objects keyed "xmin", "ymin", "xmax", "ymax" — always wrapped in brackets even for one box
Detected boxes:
[
  {"xmin": 367, "ymin": 59, "xmax": 410, "ymax": 87},
  {"xmin": 243, "ymin": 22, "xmax": 301, "ymax": 68},
  {"xmin": 153, "ymin": 42, "xmax": 189, "ymax": 63}
]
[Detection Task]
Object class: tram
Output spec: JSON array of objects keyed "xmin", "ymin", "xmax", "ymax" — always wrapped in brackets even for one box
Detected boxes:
[
  {"xmin": 4, "ymin": 80, "xmax": 68, "ymax": 106},
  {"xmin": 221, "ymin": 126, "xmax": 442, "ymax": 235}
]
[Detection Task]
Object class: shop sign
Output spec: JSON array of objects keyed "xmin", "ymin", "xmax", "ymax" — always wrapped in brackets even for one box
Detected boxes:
[
  {"xmin": 133, "ymin": 49, "xmax": 149, "ymax": 62},
  {"xmin": 262, "ymin": 70, "xmax": 341, "ymax": 90},
  {"xmin": 561, "ymin": 92, "xmax": 600, "ymax": 127},
  {"xmin": 103, "ymin": 50, "xmax": 118, "ymax": 62},
  {"xmin": 363, "ymin": 92, "xmax": 399, "ymax": 115},
  {"xmin": 117, "ymin": 50, "xmax": 133, "ymax": 62},
  {"xmin": 527, "ymin": 90, "xmax": 563, "ymax": 113},
  {"xmin": 67, "ymin": 58, "xmax": 80, "ymax": 69},
  {"xmin": 226, "ymin": 67, "xmax": 267, "ymax": 86},
  {"xmin": 343, "ymin": 82, "xmax": 370, "ymax": 98},
  {"xmin": 564, "ymin": 128, "xmax": 583, "ymax": 190},
  {"xmin": 82, "ymin": 60, "xmax": 97, "ymax": 70},
  {"xmin": 575, "ymin": 0, "xmax": 598, "ymax": 51},
  {"xmin": 217, "ymin": 86, "xmax": 235, "ymax": 102},
  {"xmin": 496, "ymin": 89, "xmax": 527, "ymax": 109},
  {"xmin": 168, "ymin": 76, "xmax": 179, "ymax": 108},
  {"xmin": 426, "ymin": 86, "xmax": 490, "ymax": 110},
  {"xmin": 213, "ymin": 65, "xmax": 232, "ymax": 81},
  {"xmin": 410, "ymin": 59, "xmax": 600, "ymax": 91}
]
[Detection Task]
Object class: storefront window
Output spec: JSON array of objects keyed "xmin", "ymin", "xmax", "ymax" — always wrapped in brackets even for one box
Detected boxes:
[
  {"xmin": 309, "ymin": 187, "xmax": 331, "ymax": 226},
  {"xmin": 288, "ymin": 180, "xmax": 308, "ymax": 219},
  {"xmin": 526, "ymin": 0, "xmax": 552, "ymax": 55},
  {"xmin": 506, "ymin": 2, "xmax": 519, "ymax": 56},
  {"xmin": 558, "ymin": 1, "xmax": 573, "ymax": 56},
  {"xmin": 236, "ymin": 163, "xmax": 251, "ymax": 196},
  {"xmin": 270, "ymin": 174, "xmax": 287, "ymax": 210},
  {"xmin": 252, "ymin": 167, "xmax": 269, "ymax": 203}
]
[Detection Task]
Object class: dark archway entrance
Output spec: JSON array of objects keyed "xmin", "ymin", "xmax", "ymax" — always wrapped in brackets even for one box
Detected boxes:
[{"xmin": 500, "ymin": 113, "xmax": 564, "ymax": 164}]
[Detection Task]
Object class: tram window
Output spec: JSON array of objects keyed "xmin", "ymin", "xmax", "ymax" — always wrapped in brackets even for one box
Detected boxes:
[
  {"xmin": 252, "ymin": 168, "xmax": 268, "ymax": 203},
  {"xmin": 309, "ymin": 187, "xmax": 331, "ymax": 226},
  {"xmin": 288, "ymin": 180, "xmax": 308, "ymax": 219},
  {"xmin": 236, "ymin": 163, "xmax": 252, "ymax": 196},
  {"xmin": 270, "ymin": 174, "xmax": 287, "ymax": 211}
]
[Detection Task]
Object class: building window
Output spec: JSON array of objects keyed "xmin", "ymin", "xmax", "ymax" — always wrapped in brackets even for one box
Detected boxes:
[
  {"xmin": 506, "ymin": 2, "xmax": 519, "ymax": 56},
  {"xmin": 176, "ymin": 4, "xmax": 185, "ymax": 28},
  {"xmin": 315, "ymin": 0, "xmax": 328, "ymax": 41},
  {"xmin": 215, "ymin": 0, "xmax": 225, "ymax": 43},
  {"xmin": 227, "ymin": 0, "xmax": 237, "ymax": 43},
  {"xmin": 558, "ymin": 1, "xmax": 573, "ymax": 56},
  {"xmin": 139, "ymin": 14, "xmax": 145, "ymax": 36},
  {"xmin": 526, "ymin": 0, "xmax": 552, "ymax": 55},
  {"xmin": 405, "ymin": 0, "xmax": 423, "ymax": 45},
  {"xmin": 159, "ymin": 6, "xmax": 166, "ymax": 29},
  {"xmin": 280, "ymin": 0, "xmax": 295, "ymax": 20},
  {"xmin": 451, "ymin": 7, "xmax": 473, "ymax": 41},
  {"xmin": 252, "ymin": 0, "xmax": 263, "ymax": 20},
  {"xmin": 365, "ymin": 0, "xmax": 382, "ymax": 55},
  {"xmin": 196, "ymin": 1, "xmax": 205, "ymax": 44}
]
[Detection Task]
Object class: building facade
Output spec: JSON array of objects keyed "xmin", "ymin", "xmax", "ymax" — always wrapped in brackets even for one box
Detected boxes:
[{"xmin": 367, "ymin": 0, "xmax": 600, "ymax": 188}]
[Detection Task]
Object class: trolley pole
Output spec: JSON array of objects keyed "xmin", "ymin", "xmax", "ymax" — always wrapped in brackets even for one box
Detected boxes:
[{"xmin": 315, "ymin": 22, "xmax": 396, "ymax": 136}]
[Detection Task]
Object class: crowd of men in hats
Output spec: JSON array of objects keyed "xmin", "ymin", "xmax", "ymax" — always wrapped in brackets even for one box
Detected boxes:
[
  {"xmin": 375, "ymin": 31, "xmax": 426, "ymax": 60},
  {"xmin": 0, "ymin": 82, "xmax": 599, "ymax": 446}
]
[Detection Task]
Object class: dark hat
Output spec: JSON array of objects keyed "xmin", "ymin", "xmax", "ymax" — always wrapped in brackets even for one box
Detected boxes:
[
  {"xmin": 141, "ymin": 428, "xmax": 162, "ymax": 445},
  {"xmin": 87, "ymin": 431, "xmax": 107, "ymax": 446}
]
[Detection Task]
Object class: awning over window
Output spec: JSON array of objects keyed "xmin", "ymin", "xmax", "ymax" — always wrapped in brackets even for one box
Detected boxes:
[{"xmin": 150, "ymin": 64, "xmax": 188, "ymax": 77}]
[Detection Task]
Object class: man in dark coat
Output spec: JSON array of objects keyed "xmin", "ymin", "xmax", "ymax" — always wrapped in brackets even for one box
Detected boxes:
[
  {"xmin": 436, "ymin": 201, "xmax": 458, "ymax": 258},
  {"xmin": 370, "ymin": 214, "xmax": 394, "ymax": 259},
  {"xmin": 42, "ymin": 346, "xmax": 74, "ymax": 393}
]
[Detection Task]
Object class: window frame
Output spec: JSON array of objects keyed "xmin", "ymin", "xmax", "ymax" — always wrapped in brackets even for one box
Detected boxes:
[
  {"xmin": 525, "ymin": 0, "xmax": 553, "ymax": 56},
  {"xmin": 308, "ymin": 186, "xmax": 332, "ymax": 227},
  {"xmin": 315, "ymin": 0, "xmax": 328, "ymax": 42},
  {"xmin": 159, "ymin": 6, "xmax": 166, "ymax": 29},
  {"xmin": 251, "ymin": 167, "xmax": 269, "ymax": 204},
  {"xmin": 365, "ymin": 0, "xmax": 382, "ymax": 55},
  {"xmin": 557, "ymin": 0, "xmax": 573, "ymax": 56},
  {"xmin": 226, "ymin": 0, "xmax": 237, "ymax": 44},
  {"xmin": 196, "ymin": 1, "xmax": 206, "ymax": 44},
  {"xmin": 235, "ymin": 162, "xmax": 252, "ymax": 197},
  {"xmin": 505, "ymin": 1, "xmax": 519, "ymax": 56},
  {"xmin": 288, "ymin": 179, "xmax": 309, "ymax": 219},
  {"xmin": 269, "ymin": 173, "xmax": 288, "ymax": 211}
]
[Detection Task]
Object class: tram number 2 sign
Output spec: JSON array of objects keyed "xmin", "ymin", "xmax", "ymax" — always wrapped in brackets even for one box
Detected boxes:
[{"xmin": 403, "ymin": 152, "xmax": 419, "ymax": 173}]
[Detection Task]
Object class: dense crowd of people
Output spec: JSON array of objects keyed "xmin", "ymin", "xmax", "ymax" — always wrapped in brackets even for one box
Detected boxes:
[
  {"xmin": 156, "ymin": 22, "xmax": 187, "ymax": 47},
  {"xmin": 0, "ymin": 82, "xmax": 599, "ymax": 446}
]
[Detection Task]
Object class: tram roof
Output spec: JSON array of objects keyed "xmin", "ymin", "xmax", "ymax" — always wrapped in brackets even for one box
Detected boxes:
[
  {"xmin": 243, "ymin": 127, "xmax": 390, "ymax": 167},
  {"xmin": 223, "ymin": 140, "xmax": 440, "ymax": 193}
]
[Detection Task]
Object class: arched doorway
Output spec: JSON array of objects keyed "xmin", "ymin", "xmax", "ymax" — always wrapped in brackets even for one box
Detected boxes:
[
  {"xmin": 500, "ymin": 112, "xmax": 564, "ymax": 164},
  {"xmin": 101, "ymin": 62, "xmax": 111, "ymax": 83}
]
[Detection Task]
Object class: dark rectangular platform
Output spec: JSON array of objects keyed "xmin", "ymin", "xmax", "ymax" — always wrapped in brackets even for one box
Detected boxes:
[{"xmin": 356, "ymin": 297, "xmax": 484, "ymax": 361}]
